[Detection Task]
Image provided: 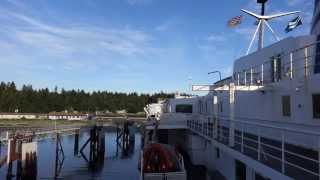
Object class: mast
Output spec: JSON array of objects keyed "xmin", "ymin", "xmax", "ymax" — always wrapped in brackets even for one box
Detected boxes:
[
  {"xmin": 258, "ymin": 0, "xmax": 267, "ymax": 50},
  {"xmin": 242, "ymin": 0, "xmax": 300, "ymax": 54}
]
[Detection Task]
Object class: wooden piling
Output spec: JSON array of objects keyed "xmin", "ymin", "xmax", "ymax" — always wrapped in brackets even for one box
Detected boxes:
[{"xmin": 74, "ymin": 130, "xmax": 79, "ymax": 156}]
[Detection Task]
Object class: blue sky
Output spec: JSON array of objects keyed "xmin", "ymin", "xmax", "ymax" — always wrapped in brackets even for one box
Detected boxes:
[{"xmin": 0, "ymin": 0, "xmax": 314, "ymax": 93}]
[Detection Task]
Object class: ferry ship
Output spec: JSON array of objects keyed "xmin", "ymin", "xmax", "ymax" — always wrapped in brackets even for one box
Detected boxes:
[{"xmin": 143, "ymin": 0, "xmax": 320, "ymax": 180}]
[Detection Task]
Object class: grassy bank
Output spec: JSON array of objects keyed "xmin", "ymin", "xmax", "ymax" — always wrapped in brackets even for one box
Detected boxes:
[{"xmin": 0, "ymin": 119, "xmax": 90, "ymax": 129}]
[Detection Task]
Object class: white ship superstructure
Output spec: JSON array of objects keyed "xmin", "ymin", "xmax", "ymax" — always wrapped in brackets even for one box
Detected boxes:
[{"xmin": 144, "ymin": 1, "xmax": 320, "ymax": 180}]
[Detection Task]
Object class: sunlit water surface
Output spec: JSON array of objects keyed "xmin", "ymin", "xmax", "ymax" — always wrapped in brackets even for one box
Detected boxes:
[{"xmin": 0, "ymin": 129, "xmax": 141, "ymax": 180}]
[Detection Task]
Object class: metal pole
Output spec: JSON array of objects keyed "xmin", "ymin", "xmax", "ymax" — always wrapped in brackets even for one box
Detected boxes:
[
  {"xmin": 258, "ymin": 0, "xmax": 267, "ymax": 50},
  {"xmin": 55, "ymin": 133, "xmax": 59, "ymax": 178},
  {"xmin": 258, "ymin": 19, "xmax": 265, "ymax": 50},
  {"xmin": 290, "ymin": 53, "xmax": 293, "ymax": 79},
  {"xmin": 250, "ymin": 68, "xmax": 253, "ymax": 85},
  {"xmin": 208, "ymin": 71, "xmax": 222, "ymax": 81},
  {"xmin": 265, "ymin": 20, "xmax": 280, "ymax": 41},
  {"xmin": 247, "ymin": 20, "xmax": 261, "ymax": 55},
  {"xmin": 261, "ymin": 64, "xmax": 264, "ymax": 85},
  {"xmin": 281, "ymin": 133, "xmax": 285, "ymax": 174},
  {"xmin": 304, "ymin": 47, "xmax": 309, "ymax": 78}
]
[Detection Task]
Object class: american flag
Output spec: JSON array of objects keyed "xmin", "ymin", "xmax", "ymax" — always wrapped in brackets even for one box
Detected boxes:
[{"xmin": 228, "ymin": 15, "xmax": 243, "ymax": 27}]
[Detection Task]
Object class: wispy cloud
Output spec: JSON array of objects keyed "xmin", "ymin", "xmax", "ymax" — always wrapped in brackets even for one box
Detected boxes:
[
  {"xmin": 155, "ymin": 21, "xmax": 172, "ymax": 31},
  {"xmin": 206, "ymin": 34, "xmax": 227, "ymax": 42},
  {"xmin": 5, "ymin": 0, "xmax": 27, "ymax": 9},
  {"xmin": 0, "ymin": 11, "xmax": 159, "ymax": 59},
  {"xmin": 234, "ymin": 26, "xmax": 256, "ymax": 40},
  {"xmin": 287, "ymin": 0, "xmax": 308, "ymax": 7},
  {"xmin": 155, "ymin": 19, "xmax": 180, "ymax": 31},
  {"xmin": 126, "ymin": 0, "xmax": 153, "ymax": 5}
]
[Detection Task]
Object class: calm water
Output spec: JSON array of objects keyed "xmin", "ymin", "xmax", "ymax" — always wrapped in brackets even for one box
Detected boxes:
[{"xmin": 0, "ymin": 129, "xmax": 141, "ymax": 180}]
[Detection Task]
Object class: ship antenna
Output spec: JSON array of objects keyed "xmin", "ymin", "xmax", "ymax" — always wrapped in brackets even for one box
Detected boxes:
[{"xmin": 243, "ymin": 0, "xmax": 300, "ymax": 55}]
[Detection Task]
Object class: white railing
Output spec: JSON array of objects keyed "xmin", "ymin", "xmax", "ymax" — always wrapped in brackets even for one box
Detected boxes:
[
  {"xmin": 187, "ymin": 117, "xmax": 320, "ymax": 180},
  {"xmin": 233, "ymin": 41, "xmax": 320, "ymax": 87}
]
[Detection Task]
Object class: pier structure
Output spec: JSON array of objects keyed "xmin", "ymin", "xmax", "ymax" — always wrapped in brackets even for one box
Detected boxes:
[
  {"xmin": 0, "ymin": 127, "xmax": 80, "ymax": 179},
  {"xmin": 80, "ymin": 125, "xmax": 105, "ymax": 171},
  {"xmin": 0, "ymin": 132, "xmax": 38, "ymax": 180},
  {"xmin": 54, "ymin": 132, "xmax": 65, "ymax": 179},
  {"xmin": 114, "ymin": 118, "xmax": 136, "ymax": 157}
]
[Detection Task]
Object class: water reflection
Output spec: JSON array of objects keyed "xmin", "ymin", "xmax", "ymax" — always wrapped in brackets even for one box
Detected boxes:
[{"xmin": 0, "ymin": 127, "xmax": 141, "ymax": 180}]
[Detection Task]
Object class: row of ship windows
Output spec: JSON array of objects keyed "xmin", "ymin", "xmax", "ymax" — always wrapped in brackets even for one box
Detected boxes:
[
  {"xmin": 175, "ymin": 101, "xmax": 223, "ymax": 114},
  {"xmin": 282, "ymin": 94, "xmax": 320, "ymax": 119}
]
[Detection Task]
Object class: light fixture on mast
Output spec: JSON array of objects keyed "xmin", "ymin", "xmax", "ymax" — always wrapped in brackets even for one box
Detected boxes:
[{"xmin": 243, "ymin": 0, "xmax": 300, "ymax": 55}]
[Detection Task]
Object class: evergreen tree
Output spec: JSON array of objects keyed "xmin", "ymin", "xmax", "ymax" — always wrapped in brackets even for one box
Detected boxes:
[{"xmin": 0, "ymin": 81, "xmax": 174, "ymax": 113}]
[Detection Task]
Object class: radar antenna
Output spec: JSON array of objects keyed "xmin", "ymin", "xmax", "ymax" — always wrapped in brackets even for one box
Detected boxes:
[{"xmin": 243, "ymin": 0, "xmax": 300, "ymax": 55}]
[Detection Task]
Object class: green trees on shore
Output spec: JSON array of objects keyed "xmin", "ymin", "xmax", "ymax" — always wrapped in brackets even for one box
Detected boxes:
[{"xmin": 0, "ymin": 82, "xmax": 174, "ymax": 113}]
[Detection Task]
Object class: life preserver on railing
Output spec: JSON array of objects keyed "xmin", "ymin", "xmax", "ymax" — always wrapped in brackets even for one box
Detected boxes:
[{"xmin": 142, "ymin": 143, "xmax": 180, "ymax": 173}]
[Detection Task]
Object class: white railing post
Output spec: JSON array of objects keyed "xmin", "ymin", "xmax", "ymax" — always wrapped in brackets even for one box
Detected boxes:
[
  {"xmin": 304, "ymin": 47, "xmax": 309, "ymax": 78},
  {"xmin": 318, "ymin": 136, "xmax": 320, "ymax": 180},
  {"xmin": 244, "ymin": 71, "xmax": 247, "ymax": 86},
  {"xmin": 237, "ymin": 73, "xmax": 240, "ymax": 86},
  {"xmin": 258, "ymin": 127, "xmax": 261, "ymax": 161},
  {"xmin": 229, "ymin": 83, "xmax": 235, "ymax": 147},
  {"xmin": 250, "ymin": 68, "xmax": 253, "ymax": 85},
  {"xmin": 213, "ymin": 96, "xmax": 218, "ymax": 139},
  {"xmin": 282, "ymin": 133, "xmax": 285, "ymax": 174},
  {"xmin": 261, "ymin": 64, "xmax": 264, "ymax": 86},
  {"xmin": 290, "ymin": 53, "xmax": 293, "ymax": 79},
  {"xmin": 241, "ymin": 125, "xmax": 244, "ymax": 153}
]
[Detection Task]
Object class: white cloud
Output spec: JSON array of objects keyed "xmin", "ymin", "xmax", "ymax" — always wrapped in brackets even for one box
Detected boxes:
[
  {"xmin": 155, "ymin": 18, "xmax": 181, "ymax": 31},
  {"xmin": 287, "ymin": 0, "xmax": 308, "ymax": 7},
  {"xmin": 5, "ymin": 0, "xmax": 26, "ymax": 9},
  {"xmin": 1, "ymin": 11, "xmax": 158, "ymax": 59},
  {"xmin": 206, "ymin": 34, "xmax": 227, "ymax": 42},
  {"xmin": 155, "ymin": 21, "xmax": 171, "ymax": 31},
  {"xmin": 234, "ymin": 26, "xmax": 257, "ymax": 40},
  {"xmin": 126, "ymin": 0, "xmax": 153, "ymax": 5}
]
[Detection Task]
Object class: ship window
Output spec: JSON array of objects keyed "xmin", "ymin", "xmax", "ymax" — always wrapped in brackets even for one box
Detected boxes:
[
  {"xmin": 255, "ymin": 173, "xmax": 271, "ymax": 180},
  {"xmin": 175, "ymin": 104, "xmax": 193, "ymax": 113},
  {"xmin": 205, "ymin": 101, "xmax": 208, "ymax": 113},
  {"xmin": 282, "ymin": 96, "xmax": 291, "ymax": 117},
  {"xmin": 219, "ymin": 101, "xmax": 223, "ymax": 112},
  {"xmin": 216, "ymin": 148, "xmax": 220, "ymax": 159},
  {"xmin": 313, "ymin": 94, "xmax": 320, "ymax": 119},
  {"xmin": 235, "ymin": 160, "xmax": 246, "ymax": 180},
  {"xmin": 271, "ymin": 55, "xmax": 282, "ymax": 82},
  {"xmin": 314, "ymin": 35, "xmax": 320, "ymax": 74}
]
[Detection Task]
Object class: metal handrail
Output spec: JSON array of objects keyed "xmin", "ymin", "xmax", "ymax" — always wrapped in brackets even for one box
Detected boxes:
[
  {"xmin": 218, "ymin": 116, "xmax": 320, "ymax": 137},
  {"xmin": 234, "ymin": 40, "xmax": 320, "ymax": 75},
  {"xmin": 232, "ymin": 41, "xmax": 320, "ymax": 87},
  {"xmin": 187, "ymin": 119, "xmax": 320, "ymax": 179},
  {"xmin": 218, "ymin": 114, "xmax": 320, "ymax": 129}
]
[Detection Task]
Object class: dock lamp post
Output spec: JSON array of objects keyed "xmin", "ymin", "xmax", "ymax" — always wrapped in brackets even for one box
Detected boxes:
[{"xmin": 208, "ymin": 71, "xmax": 222, "ymax": 81}]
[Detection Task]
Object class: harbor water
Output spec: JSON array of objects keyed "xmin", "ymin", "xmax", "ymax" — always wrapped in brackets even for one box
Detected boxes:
[{"xmin": 0, "ymin": 128, "xmax": 141, "ymax": 180}]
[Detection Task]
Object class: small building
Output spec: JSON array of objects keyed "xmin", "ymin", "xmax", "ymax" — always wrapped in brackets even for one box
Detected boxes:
[
  {"xmin": 0, "ymin": 113, "xmax": 47, "ymax": 120},
  {"xmin": 116, "ymin": 109, "xmax": 127, "ymax": 114},
  {"xmin": 48, "ymin": 112, "xmax": 88, "ymax": 121}
]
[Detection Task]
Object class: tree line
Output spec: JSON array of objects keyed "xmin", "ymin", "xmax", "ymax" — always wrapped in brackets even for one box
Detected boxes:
[{"xmin": 0, "ymin": 82, "xmax": 174, "ymax": 114}]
